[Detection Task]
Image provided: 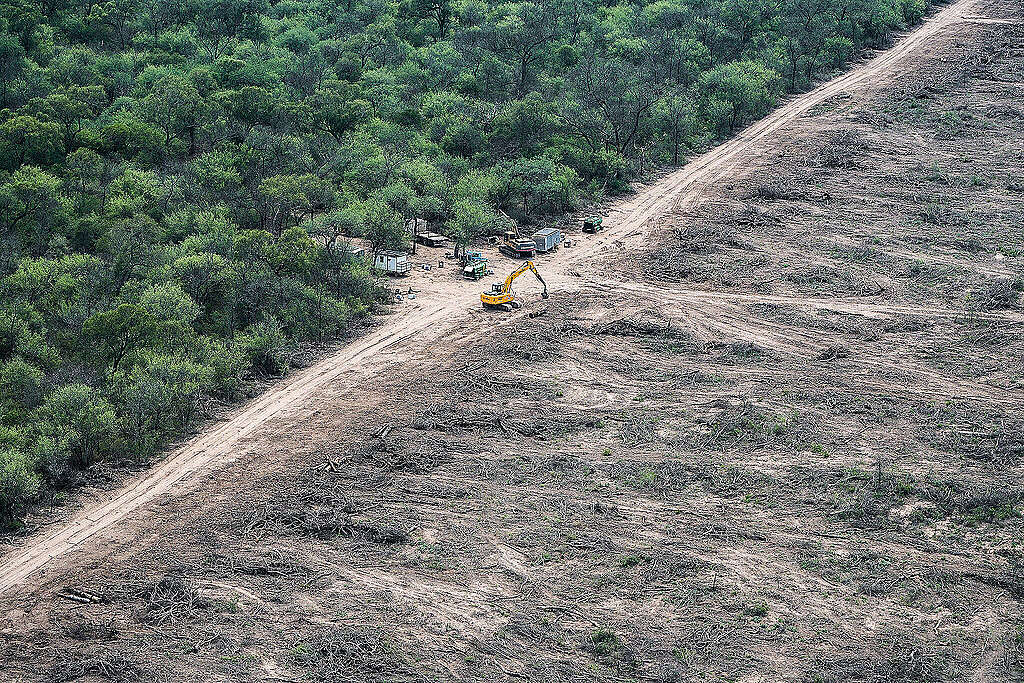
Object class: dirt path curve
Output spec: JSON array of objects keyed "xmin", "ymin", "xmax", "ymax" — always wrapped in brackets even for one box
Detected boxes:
[{"xmin": 0, "ymin": 0, "xmax": 980, "ymax": 597}]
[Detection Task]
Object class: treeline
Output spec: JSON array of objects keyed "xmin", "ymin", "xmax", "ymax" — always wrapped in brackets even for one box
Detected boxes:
[{"xmin": 0, "ymin": 0, "xmax": 935, "ymax": 523}]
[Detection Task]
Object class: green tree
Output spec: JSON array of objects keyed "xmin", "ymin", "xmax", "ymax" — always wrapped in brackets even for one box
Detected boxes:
[
  {"xmin": 81, "ymin": 303, "xmax": 157, "ymax": 372},
  {"xmin": 257, "ymin": 173, "xmax": 318, "ymax": 236},
  {"xmin": 0, "ymin": 166, "xmax": 64, "ymax": 252},
  {"xmin": 99, "ymin": 110, "xmax": 165, "ymax": 163},
  {"xmin": 700, "ymin": 59, "xmax": 780, "ymax": 133},
  {"xmin": 28, "ymin": 85, "xmax": 106, "ymax": 145},
  {"xmin": 303, "ymin": 80, "xmax": 372, "ymax": 141},
  {"xmin": 0, "ymin": 356, "xmax": 44, "ymax": 415},
  {"xmin": 114, "ymin": 352, "xmax": 212, "ymax": 450},
  {"xmin": 34, "ymin": 383, "xmax": 117, "ymax": 474},
  {"xmin": 271, "ymin": 226, "xmax": 318, "ymax": 279},
  {"xmin": 363, "ymin": 199, "xmax": 407, "ymax": 255},
  {"xmin": 0, "ymin": 32, "xmax": 25, "ymax": 108},
  {"xmin": 139, "ymin": 282, "xmax": 201, "ymax": 342},
  {"xmin": 0, "ymin": 115, "xmax": 64, "ymax": 170},
  {"xmin": 0, "ymin": 447, "xmax": 38, "ymax": 523},
  {"xmin": 140, "ymin": 73, "xmax": 206, "ymax": 154}
]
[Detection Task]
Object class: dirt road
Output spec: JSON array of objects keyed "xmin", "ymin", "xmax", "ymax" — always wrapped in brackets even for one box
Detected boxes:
[{"xmin": 0, "ymin": 0, "xmax": 984, "ymax": 596}]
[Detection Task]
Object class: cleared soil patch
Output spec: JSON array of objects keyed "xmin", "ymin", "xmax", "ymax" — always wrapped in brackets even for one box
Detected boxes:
[{"xmin": 2, "ymin": 1, "xmax": 1023, "ymax": 681}]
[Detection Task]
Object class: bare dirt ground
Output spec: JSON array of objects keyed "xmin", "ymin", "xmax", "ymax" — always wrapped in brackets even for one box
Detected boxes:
[{"xmin": 2, "ymin": 0, "xmax": 1023, "ymax": 681}]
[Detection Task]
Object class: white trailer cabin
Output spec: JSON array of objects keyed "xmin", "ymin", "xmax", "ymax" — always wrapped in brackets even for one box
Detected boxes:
[
  {"xmin": 374, "ymin": 250, "xmax": 411, "ymax": 275},
  {"xmin": 532, "ymin": 227, "xmax": 563, "ymax": 253}
]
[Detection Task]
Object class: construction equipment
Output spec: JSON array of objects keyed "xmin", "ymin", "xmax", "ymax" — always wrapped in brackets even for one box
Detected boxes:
[
  {"xmin": 481, "ymin": 261, "xmax": 549, "ymax": 311},
  {"xmin": 499, "ymin": 229, "xmax": 537, "ymax": 258},
  {"xmin": 463, "ymin": 261, "xmax": 489, "ymax": 280},
  {"xmin": 582, "ymin": 215, "xmax": 604, "ymax": 233},
  {"xmin": 461, "ymin": 250, "xmax": 489, "ymax": 280}
]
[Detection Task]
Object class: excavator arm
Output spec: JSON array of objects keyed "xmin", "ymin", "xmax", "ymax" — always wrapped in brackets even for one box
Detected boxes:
[
  {"xmin": 482, "ymin": 260, "xmax": 549, "ymax": 309},
  {"xmin": 502, "ymin": 261, "xmax": 548, "ymax": 299}
]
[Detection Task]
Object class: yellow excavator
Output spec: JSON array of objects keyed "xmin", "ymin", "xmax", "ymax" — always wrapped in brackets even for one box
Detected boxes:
[{"xmin": 481, "ymin": 261, "xmax": 549, "ymax": 311}]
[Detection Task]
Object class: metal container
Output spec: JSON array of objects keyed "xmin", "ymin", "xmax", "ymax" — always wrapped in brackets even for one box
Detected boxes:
[
  {"xmin": 374, "ymin": 250, "xmax": 411, "ymax": 275},
  {"xmin": 532, "ymin": 227, "xmax": 563, "ymax": 253}
]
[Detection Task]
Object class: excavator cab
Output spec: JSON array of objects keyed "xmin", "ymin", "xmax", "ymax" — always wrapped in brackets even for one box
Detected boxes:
[{"xmin": 481, "ymin": 261, "xmax": 548, "ymax": 311}]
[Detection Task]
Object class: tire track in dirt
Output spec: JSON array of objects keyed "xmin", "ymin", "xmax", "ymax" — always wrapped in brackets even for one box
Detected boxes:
[
  {"xmin": 0, "ymin": 0, "xmax": 980, "ymax": 596},
  {"xmin": 602, "ymin": 279, "xmax": 1022, "ymax": 405},
  {"xmin": 594, "ymin": 279, "xmax": 1024, "ymax": 324}
]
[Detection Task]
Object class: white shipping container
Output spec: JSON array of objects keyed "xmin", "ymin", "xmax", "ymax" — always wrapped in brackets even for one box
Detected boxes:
[
  {"xmin": 374, "ymin": 251, "xmax": 411, "ymax": 275},
  {"xmin": 532, "ymin": 228, "xmax": 563, "ymax": 253}
]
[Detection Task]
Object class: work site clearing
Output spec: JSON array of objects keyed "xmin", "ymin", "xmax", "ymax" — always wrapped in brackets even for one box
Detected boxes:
[{"xmin": 3, "ymin": 0, "xmax": 1024, "ymax": 681}]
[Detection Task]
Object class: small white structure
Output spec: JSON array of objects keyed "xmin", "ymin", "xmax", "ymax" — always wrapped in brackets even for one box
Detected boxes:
[
  {"xmin": 406, "ymin": 218, "xmax": 428, "ymax": 237},
  {"xmin": 343, "ymin": 244, "xmax": 367, "ymax": 259},
  {"xmin": 532, "ymin": 228, "xmax": 563, "ymax": 253},
  {"xmin": 374, "ymin": 250, "xmax": 411, "ymax": 276}
]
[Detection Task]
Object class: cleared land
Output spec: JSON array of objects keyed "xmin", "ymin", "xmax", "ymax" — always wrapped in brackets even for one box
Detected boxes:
[{"xmin": 2, "ymin": 1, "xmax": 1023, "ymax": 681}]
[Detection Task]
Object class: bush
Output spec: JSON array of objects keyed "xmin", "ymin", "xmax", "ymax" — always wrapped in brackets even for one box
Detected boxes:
[
  {"xmin": 0, "ymin": 448, "xmax": 40, "ymax": 524},
  {"xmin": 280, "ymin": 282, "xmax": 354, "ymax": 342},
  {"xmin": 113, "ymin": 352, "xmax": 214, "ymax": 454},
  {"xmin": 237, "ymin": 317, "xmax": 289, "ymax": 376},
  {"xmin": 192, "ymin": 336, "xmax": 249, "ymax": 399},
  {"xmin": 29, "ymin": 436, "xmax": 72, "ymax": 486},
  {"xmin": 34, "ymin": 383, "xmax": 117, "ymax": 474},
  {"xmin": 0, "ymin": 356, "xmax": 45, "ymax": 413}
]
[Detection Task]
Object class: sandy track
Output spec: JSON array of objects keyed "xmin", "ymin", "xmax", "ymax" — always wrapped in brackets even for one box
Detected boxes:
[{"xmin": 0, "ymin": 0, "xmax": 980, "ymax": 596}]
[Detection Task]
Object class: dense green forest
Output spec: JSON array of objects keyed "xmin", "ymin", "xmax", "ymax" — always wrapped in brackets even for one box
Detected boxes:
[{"xmin": 0, "ymin": 0, "xmax": 936, "ymax": 524}]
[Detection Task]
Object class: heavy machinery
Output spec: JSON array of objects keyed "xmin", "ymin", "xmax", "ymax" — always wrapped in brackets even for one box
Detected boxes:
[
  {"xmin": 461, "ymin": 250, "xmax": 489, "ymax": 280},
  {"xmin": 499, "ymin": 229, "xmax": 537, "ymax": 258},
  {"xmin": 481, "ymin": 261, "xmax": 549, "ymax": 311},
  {"xmin": 582, "ymin": 215, "xmax": 604, "ymax": 233},
  {"xmin": 464, "ymin": 261, "xmax": 489, "ymax": 280}
]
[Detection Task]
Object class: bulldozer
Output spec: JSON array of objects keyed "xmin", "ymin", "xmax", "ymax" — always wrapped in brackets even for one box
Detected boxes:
[
  {"xmin": 461, "ymin": 250, "xmax": 489, "ymax": 280},
  {"xmin": 463, "ymin": 260, "xmax": 489, "ymax": 280},
  {"xmin": 481, "ymin": 261, "xmax": 549, "ymax": 311},
  {"xmin": 582, "ymin": 215, "xmax": 604, "ymax": 233},
  {"xmin": 499, "ymin": 229, "xmax": 537, "ymax": 258}
]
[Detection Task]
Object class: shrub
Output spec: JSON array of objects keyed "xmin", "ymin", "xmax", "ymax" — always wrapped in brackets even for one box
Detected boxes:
[
  {"xmin": 587, "ymin": 628, "xmax": 621, "ymax": 656},
  {"xmin": 34, "ymin": 383, "xmax": 117, "ymax": 474},
  {"xmin": 112, "ymin": 352, "xmax": 215, "ymax": 454},
  {"xmin": 236, "ymin": 317, "xmax": 289, "ymax": 376},
  {"xmin": 0, "ymin": 447, "xmax": 40, "ymax": 524},
  {"xmin": 0, "ymin": 356, "xmax": 45, "ymax": 413}
]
